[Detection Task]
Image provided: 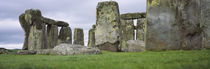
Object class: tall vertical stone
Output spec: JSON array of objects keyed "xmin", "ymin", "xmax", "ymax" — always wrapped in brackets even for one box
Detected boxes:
[
  {"xmin": 95, "ymin": 1, "xmax": 121, "ymax": 52},
  {"xmin": 73, "ymin": 28, "xmax": 84, "ymax": 45},
  {"xmin": 19, "ymin": 13, "xmax": 31, "ymax": 50},
  {"xmin": 146, "ymin": 0, "xmax": 202, "ymax": 50},
  {"xmin": 88, "ymin": 25, "xmax": 96, "ymax": 47},
  {"xmin": 47, "ymin": 24, "xmax": 58, "ymax": 49},
  {"xmin": 120, "ymin": 19, "xmax": 135, "ymax": 51},
  {"xmin": 136, "ymin": 18, "xmax": 145, "ymax": 41},
  {"xmin": 25, "ymin": 9, "xmax": 47, "ymax": 50},
  {"xmin": 201, "ymin": 0, "xmax": 210, "ymax": 49},
  {"xmin": 58, "ymin": 27, "xmax": 72, "ymax": 44}
]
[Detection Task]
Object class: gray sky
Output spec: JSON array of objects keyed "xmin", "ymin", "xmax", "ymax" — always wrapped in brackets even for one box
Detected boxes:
[{"xmin": 0, "ymin": 0, "xmax": 146, "ymax": 49}]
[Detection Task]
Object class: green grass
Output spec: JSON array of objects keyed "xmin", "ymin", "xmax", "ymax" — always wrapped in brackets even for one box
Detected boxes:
[{"xmin": 0, "ymin": 50, "xmax": 209, "ymax": 69}]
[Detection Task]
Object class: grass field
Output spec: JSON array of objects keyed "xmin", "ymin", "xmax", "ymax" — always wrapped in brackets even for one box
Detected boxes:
[{"xmin": 0, "ymin": 50, "xmax": 209, "ymax": 69}]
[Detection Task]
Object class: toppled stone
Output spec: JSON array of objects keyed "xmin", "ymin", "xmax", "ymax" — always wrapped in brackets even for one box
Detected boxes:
[
  {"xmin": 146, "ymin": 0, "xmax": 202, "ymax": 50},
  {"xmin": 121, "ymin": 40, "xmax": 145, "ymax": 52},
  {"xmin": 19, "ymin": 13, "xmax": 31, "ymax": 50},
  {"xmin": 73, "ymin": 28, "xmax": 84, "ymax": 45},
  {"xmin": 26, "ymin": 9, "xmax": 47, "ymax": 50},
  {"xmin": 88, "ymin": 28, "xmax": 95, "ymax": 47},
  {"xmin": 0, "ymin": 48, "xmax": 9, "ymax": 54},
  {"xmin": 37, "ymin": 44, "xmax": 101, "ymax": 55},
  {"xmin": 54, "ymin": 21, "xmax": 69, "ymax": 27},
  {"xmin": 121, "ymin": 12, "xmax": 146, "ymax": 20},
  {"xmin": 58, "ymin": 27, "xmax": 72, "ymax": 44},
  {"xmin": 17, "ymin": 50, "xmax": 37, "ymax": 55},
  {"xmin": 201, "ymin": 0, "xmax": 210, "ymax": 49},
  {"xmin": 136, "ymin": 18, "xmax": 145, "ymax": 41},
  {"xmin": 36, "ymin": 49, "xmax": 55, "ymax": 55},
  {"xmin": 47, "ymin": 24, "xmax": 58, "ymax": 49},
  {"xmin": 95, "ymin": 1, "xmax": 121, "ymax": 52}
]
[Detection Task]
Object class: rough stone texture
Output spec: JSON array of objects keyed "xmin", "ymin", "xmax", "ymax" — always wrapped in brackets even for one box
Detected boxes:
[
  {"xmin": 120, "ymin": 12, "xmax": 146, "ymax": 20},
  {"xmin": 201, "ymin": 0, "xmax": 210, "ymax": 49},
  {"xmin": 120, "ymin": 19, "xmax": 134, "ymax": 50},
  {"xmin": 54, "ymin": 21, "xmax": 69, "ymax": 27},
  {"xmin": 136, "ymin": 18, "xmax": 145, "ymax": 41},
  {"xmin": 58, "ymin": 27, "xmax": 72, "ymax": 44},
  {"xmin": 17, "ymin": 50, "xmax": 37, "ymax": 55},
  {"xmin": 25, "ymin": 9, "xmax": 47, "ymax": 50},
  {"xmin": 0, "ymin": 48, "xmax": 9, "ymax": 54},
  {"xmin": 43, "ymin": 18, "xmax": 69, "ymax": 27},
  {"xmin": 36, "ymin": 49, "xmax": 55, "ymax": 55},
  {"xmin": 43, "ymin": 17, "xmax": 55, "ymax": 25},
  {"xmin": 146, "ymin": 0, "xmax": 202, "ymax": 50},
  {"xmin": 19, "ymin": 13, "xmax": 31, "ymax": 50},
  {"xmin": 88, "ymin": 28, "xmax": 95, "ymax": 47},
  {"xmin": 73, "ymin": 28, "xmax": 84, "ymax": 45},
  {"xmin": 121, "ymin": 19, "xmax": 134, "ymax": 40},
  {"xmin": 47, "ymin": 25, "xmax": 58, "ymax": 49},
  {"xmin": 121, "ymin": 40, "xmax": 145, "ymax": 52},
  {"xmin": 95, "ymin": 1, "xmax": 121, "ymax": 52},
  {"xmin": 37, "ymin": 44, "xmax": 101, "ymax": 55}
]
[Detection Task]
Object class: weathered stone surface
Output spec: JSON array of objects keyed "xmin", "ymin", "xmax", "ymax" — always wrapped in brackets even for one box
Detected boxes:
[
  {"xmin": 43, "ymin": 17, "xmax": 69, "ymax": 27},
  {"xmin": 54, "ymin": 21, "xmax": 69, "ymax": 27},
  {"xmin": 17, "ymin": 50, "xmax": 37, "ymax": 55},
  {"xmin": 146, "ymin": 0, "xmax": 202, "ymax": 50},
  {"xmin": 0, "ymin": 48, "xmax": 9, "ymax": 54},
  {"xmin": 136, "ymin": 18, "xmax": 145, "ymax": 41},
  {"xmin": 201, "ymin": 0, "xmax": 210, "ymax": 49},
  {"xmin": 58, "ymin": 27, "xmax": 72, "ymax": 44},
  {"xmin": 47, "ymin": 25, "xmax": 58, "ymax": 49},
  {"xmin": 95, "ymin": 1, "xmax": 121, "ymax": 51},
  {"xmin": 88, "ymin": 28, "xmax": 95, "ymax": 47},
  {"xmin": 121, "ymin": 12, "xmax": 146, "ymax": 20},
  {"xmin": 120, "ymin": 19, "xmax": 134, "ymax": 40},
  {"xmin": 36, "ymin": 49, "xmax": 55, "ymax": 55},
  {"xmin": 121, "ymin": 40, "xmax": 145, "ymax": 52},
  {"xmin": 73, "ymin": 28, "xmax": 84, "ymax": 45},
  {"xmin": 37, "ymin": 44, "xmax": 101, "ymax": 55},
  {"xmin": 19, "ymin": 13, "xmax": 31, "ymax": 50},
  {"xmin": 120, "ymin": 19, "xmax": 134, "ymax": 50},
  {"xmin": 43, "ymin": 17, "xmax": 55, "ymax": 25},
  {"xmin": 26, "ymin": 9, "xmax": 47, "ymax": 50}
]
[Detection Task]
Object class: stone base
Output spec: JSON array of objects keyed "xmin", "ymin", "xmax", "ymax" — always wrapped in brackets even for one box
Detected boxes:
[
  {"xmin": 121, "ymin": 40, "xmax": 145, "ymax": 52},
  {"xmin": 98, "ymin": 42, "xmax": 119, "ymax": 52},
  {"xmin": 17, "ymin": 50, "xmax": 37, "ymax": 55},
  {"xmin": 37, "ymin": 44, "xmax": 101, "ymax": 55}
]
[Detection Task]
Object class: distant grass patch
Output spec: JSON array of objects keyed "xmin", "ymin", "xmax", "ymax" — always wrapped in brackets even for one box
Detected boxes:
[{"xmin": 0, "ymin": 50, "xmax": 209, "ymax": 69}]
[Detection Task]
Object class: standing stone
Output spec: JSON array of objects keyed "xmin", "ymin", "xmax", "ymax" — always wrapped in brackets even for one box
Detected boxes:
[
  {"xmin": 19, "ymin": 13, "xmax": 31, "ymax": 50},
  {"xmin": 120, "ymin": 19, "xmax": 134, "ymax": 51},
  {"xmin": 136, "ymin": 18, "xmax": 145, "ymax": 41},
  {"xmin": 25, "ymin": 9, "xmax": 47, "ymax": 50},
  {"xmin": 47, "ymin": 24, "xmax": 58, "ymax": 49},
  {"xmin": 95, "ymin": 1, "xmax": 121, "ymax": 52},
  {"xmin": 58, "ymin": 27, "xmax": 72, "ymax": 44},
  {"xmin": 201, "ymin": 0, "xmax": 210, "ymax": 49},
  {"xmin": 73, "ymin": 28, "xmax": 84, "ymax": 45},
  {"xmin": 146, "ymin": 0, "xmax": 202, "ymax": 50},
  {"xmin": 88, "ymin": 25, "xmax": 96, "ymax": 47}
]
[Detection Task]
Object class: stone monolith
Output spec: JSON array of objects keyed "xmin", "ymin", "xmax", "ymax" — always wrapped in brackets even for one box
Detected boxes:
[
  {"xmin": 58, "ymin": 27, "xmax": 72, "ymax": 44},
  {"xmin": 95, "ymin": 1, "xmax": 121, "ymax": 51},
  {"xmin": 146, "ymin": 0, "xmax": 202, "ymax": 50},
  {"xmin": 73, "ymin": 28, "xmax": 84, "ymax": 45}
]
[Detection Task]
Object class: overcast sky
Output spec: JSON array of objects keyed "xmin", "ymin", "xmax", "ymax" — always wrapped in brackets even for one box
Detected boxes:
[{"xmin": 0, "ymin": 0, "xmax": 146, "ymax": 49}]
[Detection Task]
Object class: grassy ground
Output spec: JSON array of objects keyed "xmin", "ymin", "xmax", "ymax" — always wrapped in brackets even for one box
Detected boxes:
[{"xmin": 0, "ymin": 50, "xmax": 209, "ymax": 69}]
